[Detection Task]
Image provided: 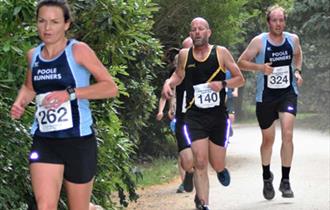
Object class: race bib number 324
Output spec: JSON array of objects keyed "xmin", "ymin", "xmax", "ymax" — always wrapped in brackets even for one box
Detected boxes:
[{"xmin": 267, "ymin": 65, "xmax": 290, "ymax": 89}]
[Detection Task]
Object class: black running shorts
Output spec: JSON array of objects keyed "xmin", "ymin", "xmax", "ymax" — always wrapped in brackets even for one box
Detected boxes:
[
  {"xmin": 29, "ymin": 134, "xmax": 97, "ymax": 184},
  {"xmin": 256, "ymin": 92, "xmax": 298, "ymax": 129},
  {"xmin": 175, "ymin": 118, "xmax": 191, "ymax": 152},
  {"xmin": 184, "ymin": 109, "xmax": 230, "ymax": 148}
]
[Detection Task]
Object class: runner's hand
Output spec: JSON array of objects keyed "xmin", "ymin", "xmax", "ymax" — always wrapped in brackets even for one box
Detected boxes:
[
  {"xmin": 156, "ymin": 112, "xmax": 164, "ymax": 121},
  {"xmin": 162, "ymin": 79, "xmax": 174, "ymax": 99},
  {"xmin": 10, "ymin": 102, "xmax": 26, "ymax": 119},
  {"xmin": 294, "ymin": 71, "xmax": 303, "ymax": 86},
  {"xmin": 263, "ymin": 63, "xmax": 273, "ymax": 75},
  {"xmin": 43, "ymin": 90, "xmax": 69, "ymax": 109},
  {"xmin": 208, "ymin": 81, "xmax": 223, "ymax": 92}
]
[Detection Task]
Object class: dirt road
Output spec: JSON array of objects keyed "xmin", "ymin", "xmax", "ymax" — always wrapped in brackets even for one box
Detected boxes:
[{"xmin": 127, "ymin": 125, "xmax": 330, "ymax": 210}]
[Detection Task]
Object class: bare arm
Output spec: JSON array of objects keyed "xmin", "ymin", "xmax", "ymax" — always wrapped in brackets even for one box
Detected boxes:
[
  {"xmin": 292, "ymin": 34, "xmax": 303, "ymax": 86},
  {"xmin": 156, "ymin": 96, "xmax": 167, "ymax": 121},
  {"xmin": 11, "ymin": 49, "xmax": 36, "ymax": 119},
  {"xmin": 42, "ymin": 42, "xmax": 119, "ymax": 109},
  {"xmin": 167, "ymin": 88, "xmax": 176, "ymax": 120},
  {"xmin": 73, "ymin": 42, "xmax": 118, "ymax": 99},
  {"xmin": 162, "ymin": 49, "xmax": 188, "ymax": 99},
  {"xmin": 237, "ymin": 35, "xmax": 273, "ymax": 75},
  {"xmin": 209, "ymin": 46, "xmax": 245, "ymax": 91}
]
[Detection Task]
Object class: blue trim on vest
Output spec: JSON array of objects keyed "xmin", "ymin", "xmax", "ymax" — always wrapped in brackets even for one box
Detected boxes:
[
  {"xmin": 255, "ymin": 32, "xmax": 299, "ymax": 102},
  {"xmin": 30, "ymin": 39, "xmax": 93, "ymax": 137}
]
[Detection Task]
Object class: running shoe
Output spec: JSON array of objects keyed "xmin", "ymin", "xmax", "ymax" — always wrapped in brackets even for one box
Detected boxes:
[
  {"xmin": 194, "ymin": 194, "xmax": 203, "ymax": 210},
  {"xmin": 263, "ymin": 172, "xmax": 275, "ymax": 200},
  {"xmin": 202, "ymin": 205, "xmax": 211, "ymax": 210},
  {"xmin": 183, "ymin": 171, "xmax": 194, "ymax": 192},
  {"xmin": 229, "ymin": 126, "xmax": 233, "ymax": 137},
  {"xmin": 176, "ymin": 183, "xmax": 185, "ymax": 193},
  {"xmin": 217, "ymin": 168, "xmax": 230, "ymax": 186},
  {"xmin": 279, "ymin": 179, "xmax": 294, "ymax": 198}
]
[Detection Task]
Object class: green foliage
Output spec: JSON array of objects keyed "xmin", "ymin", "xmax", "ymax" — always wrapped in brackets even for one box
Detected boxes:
[
  {"xmin": 135, "ymin": 157, "xmax": 178, "ymax": 187},
  {"xmin": 93, "ymin": 105, "xmax": 138, "ymax": 208},
  {"xmin": 0, "ymin": 1, "xmax": 37, "ymax": 209},
  {"xmin": 0, "ymin": 97, "xmax": 34, "ymax": 210},
  {"xmin": 153, "ymin": 0, "xmax": 249, "ymax": 49},
  {"xmin": 0, "ymin": 0, "xmax": 38, "ymax": 85},
  {"xmin": 287, "ymin": 0, "xmax": 330, "ymax": 131},
  {"xmin": 71, "ymin": 0, "xmax": 164, "ymax": 149}
]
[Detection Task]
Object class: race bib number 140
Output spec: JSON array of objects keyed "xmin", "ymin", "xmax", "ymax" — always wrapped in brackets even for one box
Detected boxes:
[
  {"xmin": 35, "ymin": 93, "xmax": 73, "ymax": 132},
  {"xmin": 193, "ymin": 83, "xmax": 220, "ymax": 109}
]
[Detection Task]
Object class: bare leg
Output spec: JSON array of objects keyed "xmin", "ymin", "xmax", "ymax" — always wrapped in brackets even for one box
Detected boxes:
[
  {"xmin": 260, "ymin": 122, "xmax": 276, "ymax": 166},
  {"xmin": 179, "ymin": 147, "xmax": 194, "ymax": 173},
  {"xmin": 191, "ymin": 138, "xmax": 209, "ymax": 205},
  {"xmin": 30, "ymin": 163, "xmax": 64, "ymax": 210},
  {"xmin": 65, "ymin": 178, "xmax": 94, "ymax": 210},
  {"xmin": 208, "ymin": 141, "xmax": 226, "ymax": 172},
  {"xmin": 279, "ymin": 112, "xmax": 295, "ymax": 167},
  {"xmin": 177, "ymin": 156, "xmax": 185, "ymax": 182}
]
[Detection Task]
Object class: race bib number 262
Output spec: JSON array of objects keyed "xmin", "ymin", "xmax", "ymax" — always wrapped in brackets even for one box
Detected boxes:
[{"xmin": 35, "ymin": 93, "xmax": 73, "ymax": 132}]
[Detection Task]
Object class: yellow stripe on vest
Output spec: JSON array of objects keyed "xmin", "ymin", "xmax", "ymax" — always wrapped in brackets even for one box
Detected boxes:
[{"xmin": 186, "ymin": 66, "xmax": 224, "ymax": 110}]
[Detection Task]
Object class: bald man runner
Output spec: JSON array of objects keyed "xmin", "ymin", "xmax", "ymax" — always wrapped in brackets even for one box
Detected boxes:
[{"xmin": 162, "ymin": 17, "xmax": 245, "ymax": 210}]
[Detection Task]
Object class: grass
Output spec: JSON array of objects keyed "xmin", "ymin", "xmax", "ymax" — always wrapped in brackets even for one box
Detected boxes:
[{"xmin": 135, "ymin": 157, "xmax": 179, "ymax": 187}]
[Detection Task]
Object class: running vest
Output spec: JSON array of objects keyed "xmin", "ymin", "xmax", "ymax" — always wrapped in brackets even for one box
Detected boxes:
[
  {"xmin": 185, "ymin": 45, "xmax": 226, "ymax": 112},
  {"xmin": 30, "ymin": 39, "xmax": 93, "ymax": 138},
  {"xmin": 255, "ymin": 32, "xmax": 299, "ymax": 102},
  {"xmin": 175, "ymin": 77, "xmax": 186, "ymax": 119}
]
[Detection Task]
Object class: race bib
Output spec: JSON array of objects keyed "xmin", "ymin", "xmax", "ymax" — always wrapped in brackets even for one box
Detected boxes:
[
  {"xmin": 35, "ymin": 93, "xmax": 73, "ymax": 132},
  {"xmin": 267, "ymin": 65, "xmax": 290, "ymax": 89},
  {"xmin": 193, "ymin": 83, "xmax": 220, "ymax": 109}
]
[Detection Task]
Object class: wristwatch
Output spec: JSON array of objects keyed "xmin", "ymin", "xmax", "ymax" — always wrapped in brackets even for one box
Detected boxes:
[
  {"xmin": 66, "ymin": 87, "xmax": 77, "ymax": 101},
  {"xmin": 221, "ymin": 80, "xmax": 227, "ymax": 88}
]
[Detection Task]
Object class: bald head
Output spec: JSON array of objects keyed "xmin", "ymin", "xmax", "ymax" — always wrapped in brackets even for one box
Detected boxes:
[
  {"xmin": 182, "ymin": 37, "xmax": 193, "ymax": 48},
  {"xmin": 189, "ymin": 17, "xmax": 211, "ymax": 47},
  {"xmin": 191, "ymin": 17, "xmax": 210, "ymax": 29}
]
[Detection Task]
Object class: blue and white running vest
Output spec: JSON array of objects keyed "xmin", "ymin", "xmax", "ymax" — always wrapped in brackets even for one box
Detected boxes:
[
  {"xmin": 255, "ymin": 32, "xmax": 299, "ymax": 103},
  {"xmin": 30, "ymin": 39, "xmax": 93, "ymax": 138}
]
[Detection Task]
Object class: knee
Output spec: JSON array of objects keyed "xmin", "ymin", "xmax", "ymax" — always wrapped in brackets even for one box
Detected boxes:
[
  {"xmin": 194, "ymin": 156, "xmax": 208, "ymax": 171},
  {"xmin": 180, "ymin": 149, "xmax": 194, "ymax": 170},
  {"xmin": 36, "ymin": 202, "xmax": 57, "ymax": 210},
  {"xmin": 35, "ymin": 196, "xmax": 58, "ymax": 210},
  {"xmin": 282, "ymin": 130, "xmax": 293, "ymax": 143},
  {"xmin": 210, "ymin": 161, "xmax": 225, "ymax": 172},
  {"xmin": 261, "ymin": 138, "xmax": 274, "ymax": 148}
]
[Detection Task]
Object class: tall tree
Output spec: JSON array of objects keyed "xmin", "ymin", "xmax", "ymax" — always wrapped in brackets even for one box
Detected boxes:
[{"xmin": 288, "ymin": 0, "xmax": 330, "ymax": 131}]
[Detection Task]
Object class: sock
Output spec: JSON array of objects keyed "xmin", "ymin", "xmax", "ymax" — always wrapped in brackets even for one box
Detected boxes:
[
  {"xmin": 281, "ymin": 166, "xmax": 291, "ymax": 180},
  {"xmin": 262, "ymin": 164, "xmax": 271, "ymax": 179}
]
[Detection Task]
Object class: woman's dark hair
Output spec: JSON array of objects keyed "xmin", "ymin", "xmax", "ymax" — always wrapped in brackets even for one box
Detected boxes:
[{"xmin": 36, "ymin": 0, "xmax": 71, "ymax": 23}]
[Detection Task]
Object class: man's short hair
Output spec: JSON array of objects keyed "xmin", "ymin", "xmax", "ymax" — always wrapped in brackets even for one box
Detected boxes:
[{"xmin": 266, "ymin": 5, "xmax": 287, "ymax": 22}]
